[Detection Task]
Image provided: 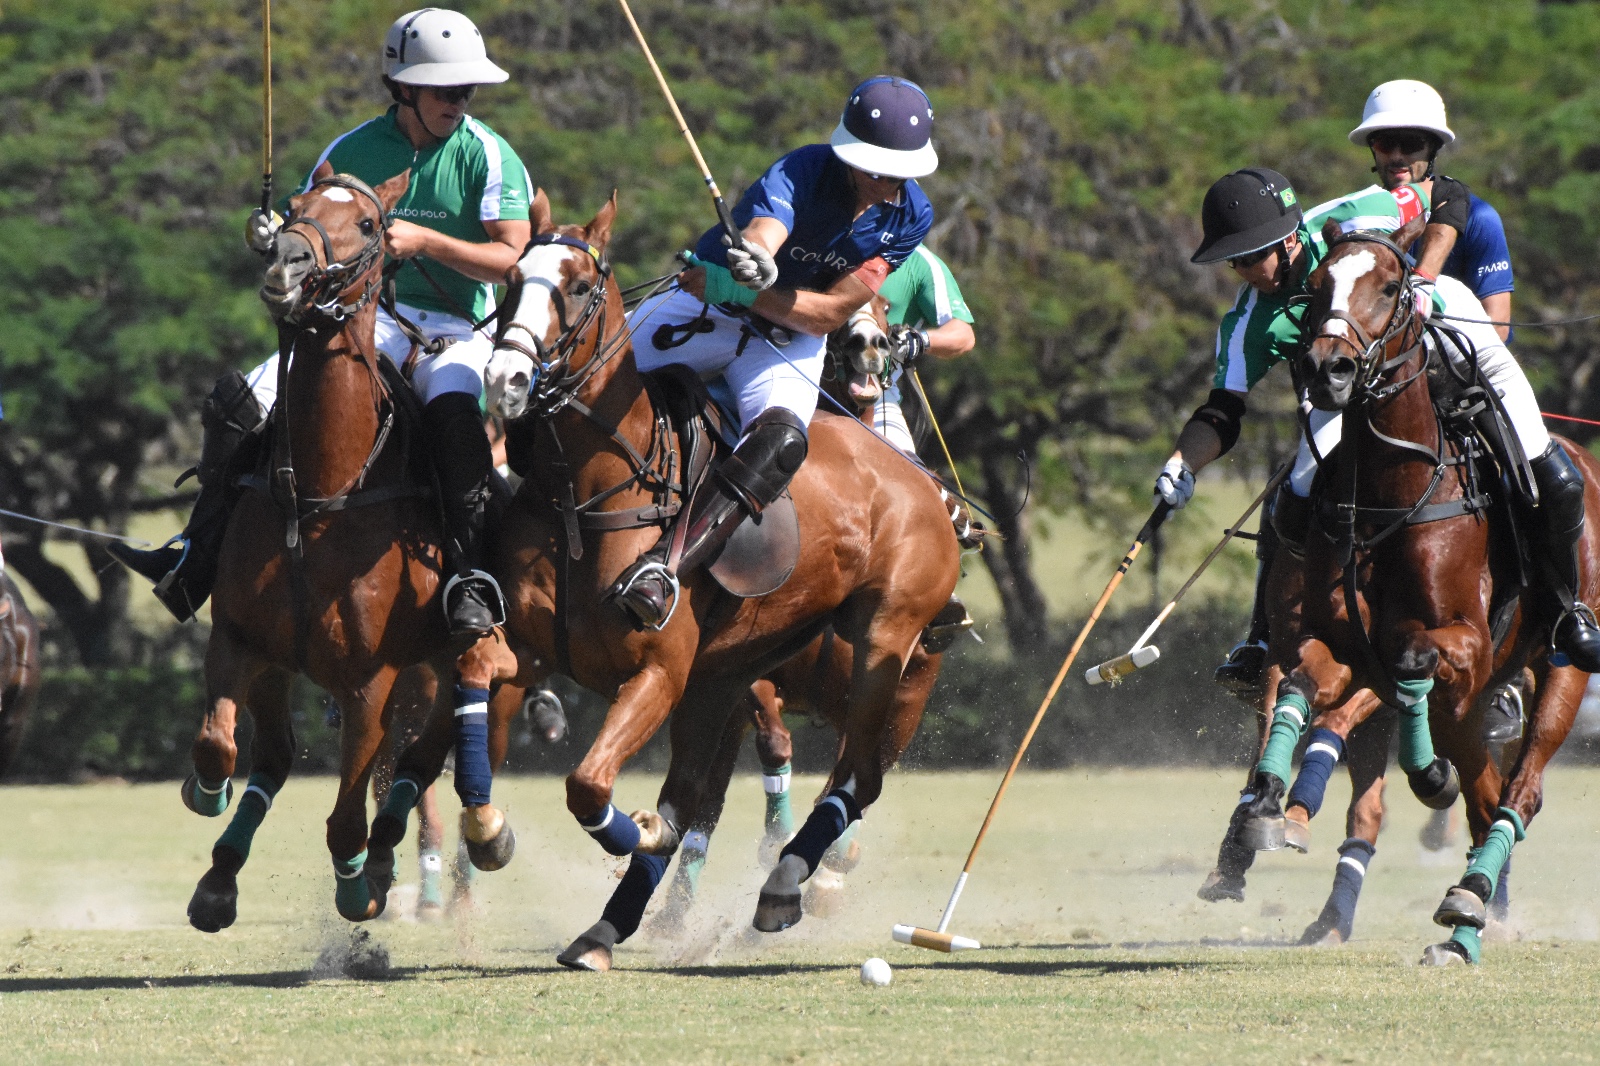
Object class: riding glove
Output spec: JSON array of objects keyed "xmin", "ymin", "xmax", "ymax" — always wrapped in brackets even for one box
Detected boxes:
[
  {"xmin": 245, "ymin": 208, "xmax": 283, "ymax": 255},
  {"xmin": 722, "ymin": 235, "xmax": 779, "ymax": 291},
  {"xmin": 1412, "ymin": 273, "xmax": 1436, "ymax": 323},
  {"xmin": 889, "ymin": 324, "xmax": 930, "ymax": 368},
  {"xmin": 1153, "ymin": 456, "xmax": 1196, "ymax": 509}
]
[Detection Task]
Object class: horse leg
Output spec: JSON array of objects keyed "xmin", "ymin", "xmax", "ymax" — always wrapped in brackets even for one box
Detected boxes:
[
  {"xmin": 325, "ymin": 665, "xmax": 403, "ymax": 923},
  {"xmin": 750, "ymin": 680, "xmax": 797, "ymax": 862},
  {"xmin": 415, "ymin": 783, "xmax": 446, "ymax": 919},
  {"xmin": 1426, "ymin": 665, "xmax": 1585, "ymax": 965},
  {"xmin": 446, "ymin": 640, "xmax": 522, "ymax": 871},
  {"xmin": 183, "ymin": 629, "xmax": 267, "ymax": 817},
  {"xmin": 188, "ymin": 667, "xmax": 291, "ymax": 933},
  {"xmin": 1297, "ymin": 710, "xmax": 1391, "ymax": 946},
  {"xmin": 1281, "ymin": 690, "xmax": 1385, "ymax": 852},
  {"xmin": 567, "ymin": 664, "xmax": 683, "ymax": 857},
  {"xmin": 1388, "ymin": 627, "xmax": 1484, "ymax": 810},
  {"xmin": 559, "ymin": 681, "xmax": 742, "ymax": 972},
  {"xmin": 656, "ymin": 693, "xmax": 753, "ymax": 929},
  {"xmin": 1199, "ymin": 664, "xmax": 1278, "ymax": 903}
]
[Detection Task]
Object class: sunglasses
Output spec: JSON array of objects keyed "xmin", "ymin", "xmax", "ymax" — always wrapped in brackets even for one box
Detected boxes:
[
  {"xmin": 1227, "ymin": 245, "xmax": 1277, "ymax": 270},
  {"xmin": 428, "ymin": 85, "xmax": 478, "ymax": 106},
  {"xmin": 1369, "ymin": 131, "xmax": 1432, "ymax": 155}
]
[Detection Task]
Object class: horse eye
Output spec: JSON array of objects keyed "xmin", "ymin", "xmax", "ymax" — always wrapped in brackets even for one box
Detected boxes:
[
  {"xmin": 359, "ymin": 219, "xmax": 375, "ymax": 236},
  {"xmin": 1383, "ymin": 281, "xmax": 1401, "ymax": 296},
  {"xmin": 570, "ymin": 280, "xmax": 592, "ymax": 297}
]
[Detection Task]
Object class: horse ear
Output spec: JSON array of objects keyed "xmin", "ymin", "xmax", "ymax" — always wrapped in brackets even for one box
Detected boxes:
[
  {"xmin": 1321, "ymin": 218, "xmax": 1344, "ymax": 248},
  {"xmin": 1390, "ymin": 211, "xmax": 1428, "ymax": 255},
  {"xmin": 585, "ymin": 190, "xmax": 618, "ymax": 254},
  {"xmin": 374, "ymin": 169, "xmax": 411, "ymax": 213},
  {"xmin": 530, "ymin": 189, "xmax": 555, "ymax": 235}
]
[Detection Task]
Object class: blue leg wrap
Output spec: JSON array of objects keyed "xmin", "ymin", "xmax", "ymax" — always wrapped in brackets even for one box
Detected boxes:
[
  {"xmin": 601, "ymin": 852, "xmax": 670, "ymax": 942},
  {"xmin": 780, "ymin": 788, "xmax": 862, "ymax": 875},
  {"xmin": 1287, "ymin": 728, "xmax": 1344, "ymax": 818},
  {"xmin": 1255, "ymin": 693, "xmax": 1310, "ymax": 788},
  {"xmin": 452, "ymin": 685, "xmax": 493, "ymax": 808},
  {"xmin": 1322, "ymin": 837, "xmax": 1375, "ymax": 940},
  {"xmin": 579, "ymin": 803, "xmax": 641, "ymax": 856},
  {"xmin": 215, "ymin": 772, "xmax": 279, "ymax": 862}
]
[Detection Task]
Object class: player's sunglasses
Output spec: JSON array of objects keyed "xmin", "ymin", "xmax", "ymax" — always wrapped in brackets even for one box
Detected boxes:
[
  {"xmin": 1227, "ymin": 245, "xmax": 1277, "ymax": 270},
  {"xmin": 1369, "ymin": 131, "xmax": 1432, "ymax": 155},
  {"xmin": 428, "ymin": 85, "xmax": 478, "ymax": 106}
]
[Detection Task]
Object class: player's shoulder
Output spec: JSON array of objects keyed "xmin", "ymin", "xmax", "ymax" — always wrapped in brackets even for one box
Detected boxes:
[{"xmin": 457, "ymin": 117, "xmax": 523, "ymax": 163}]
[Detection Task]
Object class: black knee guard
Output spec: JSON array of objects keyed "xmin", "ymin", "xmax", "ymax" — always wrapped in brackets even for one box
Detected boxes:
[
  {"xmin": 1271, "ymin": 483, "xmax": 1313, "ymax": 557},
  {"xmin": 717, "ymin": 409, "xmax": 808, "ymax": 512},
  {"xmin": 198, "ymin": 370, "xmax": 267, "ymax": 487},
  {"xmin": 1530, "ymin": 441, "xmax": 1586, "ymax": 594}
]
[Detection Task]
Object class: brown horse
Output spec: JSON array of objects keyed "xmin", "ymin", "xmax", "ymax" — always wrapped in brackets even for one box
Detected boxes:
[
  {"xmin": 181, "ymin": 172, "xmax": 521, "ymax": 933},
  {"xmin": 0, "ymin": 571, "xmax": 41, "ymax": 776},
  {"xmin": 1233, "ymin": 213, "xmax": 1599, "ymax": 965},
  {"xmin": 384, "ymin": 193, "xmax": 960, "ymax": 970}
]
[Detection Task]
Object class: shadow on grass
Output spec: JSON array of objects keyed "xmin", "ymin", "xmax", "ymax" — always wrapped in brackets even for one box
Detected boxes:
[{"xmin": 0, "ymin": 964, "xmax": 565, "ymax": 993}]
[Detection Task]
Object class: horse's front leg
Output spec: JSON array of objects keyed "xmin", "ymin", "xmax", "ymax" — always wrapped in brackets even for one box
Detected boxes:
[
  {"xmin": 1297, "ymin": 709, "xmax": 1392, "ymax": 946},
  {"xmin": 1281, "ymin": 689, "xmax": 1385, "ymax": 852},
  {"xmin": 184, "ymin": 627, "xmax": 268, "ymax": 817},
  {"xmin": 188, "ymin": 666, "xmax": 291, "ymax": 933},
  {"xmin": 567, "ymin": 662, "xmax": 684, "ymax": 856},
  {"xmin": 1388, "ymin": 623, "xmax": 1490, "ymax": 810},
  {"xmin": 1237, "ymin": 638, "xmax": 1352, "ymax": 852},
  {"xmin": 325, "ymin": 664, "xmax": 403, "ymax": 922}
]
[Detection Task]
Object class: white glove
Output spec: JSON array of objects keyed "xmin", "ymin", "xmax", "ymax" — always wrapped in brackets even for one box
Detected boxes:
[
  {"xmin": 889, "ymin": 324, "xmax": 930, "ymax": 368},
  {"xmin": 1411, "ymin": 275, "xmax": 1436, "ymax": 322},
  {"xmin": 1153, "ymin": 456, "xmax": 1196, "ymax": 509},
  {"xmin": 484, "ymin": 348, "xmax": 535, "ymax": 420},
  {"xmin": 245, "ymin": 208, "xmax": 283, "ymax": 255},
  {"xmin": 722, "ymin": 235, "xmax": 778, "ymax": 291}
]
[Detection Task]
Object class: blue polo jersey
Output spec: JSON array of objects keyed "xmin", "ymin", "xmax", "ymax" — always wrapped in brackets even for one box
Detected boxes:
[
  {"xmin": 693, "ymin": 144, "xmax": 933, "ymax": 291},
  {"xmin": 1441, "ymin": 194, "xmax": 1515, "ymax": 341}
]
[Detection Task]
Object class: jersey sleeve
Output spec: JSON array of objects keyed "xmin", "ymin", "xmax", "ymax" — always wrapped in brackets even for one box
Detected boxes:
[
  {"xmin": 1305, "ymin": 183, "xmax": 1430, "ymax": 250},
  {"xmin": 470, "ymin": 123, "xmax": 532, "ymax": 223},
  {"xmin": 738, "ymin": 151, "xmax": 803, "ymax": 232},
  {"xmin": 1460, "ymin": 199, "xmax": 1514, "ymax": 297},
  {"xmin": 878, "ymin": 182, "xmax": 933, "ymax": 270},
  {"xmin": 1211, "ymin": 286, "xmax": 1274, "ymax": 392}
]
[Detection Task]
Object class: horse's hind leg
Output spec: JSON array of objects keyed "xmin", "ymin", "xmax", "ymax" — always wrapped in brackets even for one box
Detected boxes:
[
  {"xmin": 655, "ymin": 693, "xmax": 754, "ymax": 931},
  {"xmin": 750, "ymin": 680, "xmax": 797, "ymax": 863},
  {"xmin": 189, "ymin": 667, "xmax": 292, "ymax": 932},
  {"xmin": 1280, "ymin": 689, "xmax": 1385, "ymax": 852},
  {"xmin": 1297, "ymin": 710, "xmax": 1391, "ymax": 946}
]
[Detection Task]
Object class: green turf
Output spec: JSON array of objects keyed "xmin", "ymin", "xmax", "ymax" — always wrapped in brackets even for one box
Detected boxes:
[{"xmin": 4, "ymin": 769, "xmax": 1600, "ymax": 1063}]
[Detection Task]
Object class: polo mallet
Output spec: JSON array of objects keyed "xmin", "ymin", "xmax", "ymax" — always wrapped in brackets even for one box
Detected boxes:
[
  {"xmin": 904, "ymin": 365, "xmax": 967, "ymax": 500},
  {"xmin": 1085, "ymin": 462, "xmax": 1290, "ymax": 686},
  {"xmin": 259, "ymin": 0, "xmax": 273, "ymax": 213},
  {"xmin": 893, "ymin": 502, "xmax": 1172, "ymax": 952},
  {"xmin": 614, "ymin": 0, "xmax": 741, "ymax": 246}
]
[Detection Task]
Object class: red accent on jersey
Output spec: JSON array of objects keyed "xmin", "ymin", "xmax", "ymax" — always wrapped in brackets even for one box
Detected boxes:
[
  {"xmin": 851, "ymin": 256, "xmax": 891, "ymax": 293},
  {"xmin": 1392, "ymin": 185, "xmax": 1425, "ymax": 226}
]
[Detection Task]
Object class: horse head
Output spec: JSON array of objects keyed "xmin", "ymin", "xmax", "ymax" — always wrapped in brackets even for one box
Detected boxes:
[
  {"xmin": 828, "ymin": 295, "xmax": 891, "ymax": 410},
  {"xmin": 1298, "ymin": 212, "xmax": 1428, "ymax": 411},
  {"xmin": 260, "ymin": 171, "xmax": 410, "ymax": 325},
  {"xmin": 487, "ymin": 189, "xmax": 619, "ymax": 419}
]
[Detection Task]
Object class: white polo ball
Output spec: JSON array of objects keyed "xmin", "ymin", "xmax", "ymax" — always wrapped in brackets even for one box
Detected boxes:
[{"xmin": 859, "ymin": 957, "xmax": 892, "ymax": 987}]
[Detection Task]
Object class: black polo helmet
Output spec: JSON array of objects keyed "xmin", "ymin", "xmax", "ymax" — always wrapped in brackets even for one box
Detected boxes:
[{"xmin": 1191, "ymin": 168, "xmax": 1303, "ymax": 265}]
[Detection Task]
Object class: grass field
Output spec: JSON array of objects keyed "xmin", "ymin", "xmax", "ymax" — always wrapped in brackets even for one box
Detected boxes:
[{"xmin": 4, "ymin": 768, "xmax": 1600, "ymax": 1063}]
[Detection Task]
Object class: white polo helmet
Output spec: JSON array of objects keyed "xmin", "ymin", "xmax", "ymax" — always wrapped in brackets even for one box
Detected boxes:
[
  {"xmin": 1348, "ymin": 80, "xmax": 1455, "ymax": 146},
  {"xmin": 382, "ymin": 9, "xmax": 508, "ymax": 87}
]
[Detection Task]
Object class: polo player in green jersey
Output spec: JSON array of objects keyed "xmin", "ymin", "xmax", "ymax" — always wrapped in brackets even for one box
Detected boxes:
[{"xmin": 111, "ymin": 9, "xmax": 533, "ymax": 638}]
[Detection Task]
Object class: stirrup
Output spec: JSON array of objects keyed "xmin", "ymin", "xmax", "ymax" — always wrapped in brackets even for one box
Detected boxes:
[
  {"xmin": 1551, "ymin": 601, "xmax": 1600, "ymax": 669},
  {"xmin": 150, "ymin": 535, "xmax": 191, "ymax": 596},
  {"xmin": 441, "ymin": 570, "xmax": 508, "ymax": 629},
  {"xmin": 610, "ymin": 558, "xmax": 681, "ymax": 632}
]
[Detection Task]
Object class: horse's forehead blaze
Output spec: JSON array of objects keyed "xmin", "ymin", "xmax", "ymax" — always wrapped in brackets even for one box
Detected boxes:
[
  {"xmin": 1322, "ymin": 249, "xmax": 1378, "ymax": 338},
  {"xmin": 322, "ymin": 187, "xmax": 355, "ymax": 203},
  {"xmin": 510, "ymin": 244, "xmax": 581, "ymax": 342}
]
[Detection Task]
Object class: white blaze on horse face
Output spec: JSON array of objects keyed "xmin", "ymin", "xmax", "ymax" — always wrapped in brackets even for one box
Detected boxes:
[
  {"xmin": 485, "ymin": 242, "xmax": 583, "ymax": 419},
  {"xmin": 1323, "ymin": 250, "xmax": 1377, "ymax": 340},
  {"xmin": 321, "ymin": 187, "xmax": 355, "ymax": 203}
]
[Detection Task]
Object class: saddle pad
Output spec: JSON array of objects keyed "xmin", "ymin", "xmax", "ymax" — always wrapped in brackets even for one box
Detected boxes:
[{"xmin": 707, "ymin": 490, "xmax": 799, "ymax": 598}]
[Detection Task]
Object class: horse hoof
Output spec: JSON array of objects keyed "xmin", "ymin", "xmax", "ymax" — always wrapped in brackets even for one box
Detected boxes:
[
  {"xmin": 465, "ymin": 822, "xmax": 516, "ymax": 872},
  {"xmin": 1418, "ymin": 808, "xmax": 1457, "ymax": 852},
  {"xmin": 1433, "ymin": 886, "xmax": 1487, "ymax": 930},
  {"xmin": 556, "ymin": 921, "xmax": 618, "ymax": 972},
  {"xmin": 1283, "ymin": 809, "xmax": 1311, "ymax": 854},
  {"xmin": 368, "ymin": 811, "xmax": 407, "ymax": 852},
  {"xmin": 1419, "ymin": 942, "xmax": 1470, "ymax": 967},
  {"xmin": 753, "ymin": 855, "xmax": 807, "ymax": 932},
  {"xmin": 1409, "ymin": 759, "xmax": 1461, "ymax": 811},
  {"xmin": 1238, "ymin": 815, "xmax": 1286, "ymax": 852},
  {"xmin": 1197, "ymin": 869, "xmax": 1246, "ymax": 903},
  {"xmin": 364, "ymin": 853, "xmax": 396, "ymax": 907},
  {"xmin": 802, "ymin": 865, "xmax": 846, "ymax": 919},
  {"xmin": 180, "ymin": 774, "xmax": 233, "ymax": 818},
  {"xmin": 335, "ymin": 868, "xmax": 383, "ymax": 922},
  {"xmin": 1296, "ymin": 920, "xmax": 1345, "ymax": 947},
  {"xmin": 187, "ymin": 867, "xmax": 239, "ymax": 933},
  {"xmin": 631, "ymin": 809, "xmax": 680, "ymax": 855}
]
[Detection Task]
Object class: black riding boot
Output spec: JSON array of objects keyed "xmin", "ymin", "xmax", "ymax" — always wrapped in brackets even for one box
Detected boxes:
[
  {"xmin": 1215, "ymin": 508, "xmax": 1279, "ymax": 699},
  {"xmin": 610, "ymin": 409, "xmax": 808, "ymax": 630},
  {"xmin": 1529, "ymin": 442, "xmax": 1600, "ymax": 671},
  {"xmin": 108, "ymin": 371, "xmax": 265, "ymax": 622},
  {"xmin": 424, "ymin": 393, "xmax": 505, "ymax": 638}
]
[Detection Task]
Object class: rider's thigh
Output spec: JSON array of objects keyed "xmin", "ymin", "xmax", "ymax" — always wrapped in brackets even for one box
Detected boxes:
[
  {"xmin": 246, "ymin": 354, "xmax": 280, "ymax": 410},
  {"xmin": 1290, "ymin": 409, "xmax": 1343, "ymax": 497},
  {"xmin": 1434, "ymin": 277, "xmax": 1549, "ymax": 454},
  {"xmin": 412, "ymin": 334, "xmax": 494, "ymax": 405},
  {"xmin": 723, "ymin": 333, "xmax": 826, "ymax": 430},
  {"xmin": 628, "ymin": 288, "xmax": 746, "ymax": 376}
]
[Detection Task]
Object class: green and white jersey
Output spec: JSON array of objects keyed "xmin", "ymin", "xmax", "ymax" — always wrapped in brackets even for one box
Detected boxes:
[
  {"xmin": 877, "ymin": 246, "xmax": 975, "ymax": 329},
  {"xmin": 298, "ymin": 107, "xmax": 533, "ymax": 321},
  {"xmin": 1212, "ymin": 183, "xmax": 1429, "ymax": 392}
]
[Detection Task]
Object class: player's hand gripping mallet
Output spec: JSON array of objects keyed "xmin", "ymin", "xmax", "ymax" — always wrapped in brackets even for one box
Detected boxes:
[
  {"xmin": 1085, "ymin": 463, "xmax": 1290, "ymax": 686},
  {"xmin": 893, "ymin": 502, "xmax": 1172, "ymax": 952},
  {"xmin": 614, "ymin": 0, "xmax": 741, "ymax": 246}
]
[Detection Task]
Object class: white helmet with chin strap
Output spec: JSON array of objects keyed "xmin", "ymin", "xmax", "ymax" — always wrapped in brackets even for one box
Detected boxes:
[
  {"xmin": 382, "ymin": 8, "xmax": 508, "ymax": 87},
  {"xmin": 1348, "ymin": 79, "xmax": 1455, "ymax": 146}
]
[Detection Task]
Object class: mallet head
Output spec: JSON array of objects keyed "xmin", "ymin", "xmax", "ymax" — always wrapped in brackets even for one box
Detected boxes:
[
  {"xmin": 892, "ymin": 924, "xmax": 981, "ymax": 952},
  {"xmin": 1084, "ymin": 644, "xmax": 1161, "ymax": 686}
]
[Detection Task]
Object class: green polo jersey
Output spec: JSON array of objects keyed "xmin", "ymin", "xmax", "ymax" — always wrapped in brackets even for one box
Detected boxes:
[
  {"xmin": 298, "ymin": 107, "xmax": 532, "ymax": 320},
  {"xmin": 1212, "ymin": 183, "xmax": 1430, "ymax": 393},
  {"xmin": 877, "ymin": 246, "xmax": 975, "ymax": 329}
]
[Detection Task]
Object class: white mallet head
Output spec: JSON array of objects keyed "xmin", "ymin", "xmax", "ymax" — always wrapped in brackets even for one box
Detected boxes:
[{"xmin": 859, "ymin": 957, "xmax": 893, "ymax": 986}]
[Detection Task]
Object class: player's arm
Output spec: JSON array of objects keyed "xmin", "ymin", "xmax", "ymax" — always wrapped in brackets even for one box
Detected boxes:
[
  {"xmin": 926, "ymin": 319, "xmax": 975, "ymax": 360},
  {"xmin": 1171, "ymin": 389, "xmax": 1248, "ymax": 475},
  {"xmin": 384, "ymin": 219, "xmax": 531, "ymax": 285},
  {"xmin": 1482, "ymin": 292, "xmax": 1511, "ymax": 342}
]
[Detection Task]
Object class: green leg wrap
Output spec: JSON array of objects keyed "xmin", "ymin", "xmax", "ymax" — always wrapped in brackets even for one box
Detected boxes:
[
  {"xmin": 677, "ymin": 846, "xmax": 708, "ymax": 896},
  {"xmin": 418, "ymin": 849, "xmax": 444, "ymax": 908},
  {"xmin": 333, "ymin": 848, "xmax": 372, "ymax": 920},
  {"xmin": 453, "ymin": 837, "xmax": 477, "ymax": 886},
  {"xmin": 1449, "ymin": 924, "xmax": 1483, "ymax": 964},
  {"xmin": 1255, "ymin": 693, "xmax": 1311, "ymax": 788},
  {"xmin": 1464, "ymin": 819, "xmax": 1518, "ymax": 893},
  {"xmin": 214, "ymin": 772, "xmax": 279, "ymax": 862},
  {"xmin": 1395, "ymin": 677, "xmax": 1437, "ymax": 774},
  {"xmin": 378, "ymin": 774, "xmax": 421, "ymax": 829},
  {"xmin": 762, "ymin": 762, "xmax": 794, "ymax": 837}
]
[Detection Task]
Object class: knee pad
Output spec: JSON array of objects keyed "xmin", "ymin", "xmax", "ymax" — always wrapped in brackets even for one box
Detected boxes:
[
  {"xmin": 1532, "ymin": 442, "xmax": 1586, "ymax": 538},
  {"xmin": 718, "ymin": 408, "xmax": 809, "ymax": 509},
  {"xmin": 203, "ymin": 370, "xmax": 267, "ymax": 436}
]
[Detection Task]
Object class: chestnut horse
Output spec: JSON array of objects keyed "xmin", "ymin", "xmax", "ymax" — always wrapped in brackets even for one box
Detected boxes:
[
  {"xmin": 383, "ymin": 193, "xmax": 960, "ymax": 971},
  {"xmin": 0, "ymin": 572, "xmax": 41, "ymax": 776},
  {"xmin": 182, "ymin": 172, "xmax": 521, "ymax": 932},
  {"xmin": 1235, "ymin": 213, "xmax": 1599, "ymax": 965}
]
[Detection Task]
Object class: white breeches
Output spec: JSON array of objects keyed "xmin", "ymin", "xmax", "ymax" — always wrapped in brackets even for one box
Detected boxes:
[
  {"xmin": 866, "ymin": 382, "xmax": 917, "ymax": 455},
  {"xmin": 245, "ymin": 302, "xmax": 494, "ymax": 410},
  {"xmin": 1289, "ymin": 275, "xmax": 1548, "ymax": 498},
  {"xmin": 627, "ymin": 287, "xmax": 826, "ymax": 433}
]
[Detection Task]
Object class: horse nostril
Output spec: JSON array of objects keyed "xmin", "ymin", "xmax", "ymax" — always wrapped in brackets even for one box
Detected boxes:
[{"xmin": 1328, "ymin": 356, "xmax": 1357, "ymax": 381}]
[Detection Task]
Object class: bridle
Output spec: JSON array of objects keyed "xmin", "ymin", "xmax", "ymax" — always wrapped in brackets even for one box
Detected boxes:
[
  {"xmin": 1306, "ymin": 230, "xmax": 1427, "ymax": 404},
  {"xmin": 278, "ymin": 175, "xmax": 390, "ymax": 325}
]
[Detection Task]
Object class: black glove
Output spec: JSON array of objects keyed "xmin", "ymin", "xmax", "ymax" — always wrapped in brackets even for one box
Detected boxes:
[{"xmin": 889, "ymin": 324, "xmax": 930, "ymax": 368}]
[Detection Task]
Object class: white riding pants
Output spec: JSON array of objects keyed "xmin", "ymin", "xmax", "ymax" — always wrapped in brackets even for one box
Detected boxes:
[
  {"xmin": 1289, "ymin": 275, "xmax": 1548, "ymax": 497},
  {"xmin": 627, "ymin": 287, "xmax": 827, "ymax": 432},
  {"xmin": 245, "ymin": 302, "xmax": 494, "ymax": 410},
  {"xmin": 866, "ymin": 381, "xmax": 918, "ymax": 455}
]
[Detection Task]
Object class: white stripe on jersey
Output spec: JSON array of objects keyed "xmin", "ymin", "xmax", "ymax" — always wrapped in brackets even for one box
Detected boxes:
[
  {"xmin": 1222, "ymin": 285, "xmax": 1257, "ymax": 393},
  {"xmin": 915, "ymin": 245, "xmax": 955, "ymax": 325},
  {"xmin": 302, "ymin": 118, "xmax": 384, "ymax": 192},
  {"xmin": 464, "ymin": 117, "xmax": 507, "ymax": 222}
]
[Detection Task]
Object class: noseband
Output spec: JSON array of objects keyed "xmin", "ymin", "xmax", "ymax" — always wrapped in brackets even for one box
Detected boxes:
[
  {"xmin": 280, "ymin": 175, "xmax": 390, "ymax": 323},
  {"xmin": 494, "ymin": 232, "xmax": 615, "ymax": 416},
  {"xmin": 1309, "ymin": 231, "xmax": 1425, "ymax": 401}
]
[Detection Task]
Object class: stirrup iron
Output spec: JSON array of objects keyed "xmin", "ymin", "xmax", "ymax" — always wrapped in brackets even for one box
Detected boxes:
[
  {"xmin": 441, "ymin": 569, "xmax": 508, "ymax": 629},
  {"xmin": 611, "ymin": 558, "xmax": 681, "ymax": 631}
]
